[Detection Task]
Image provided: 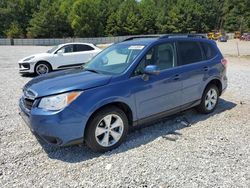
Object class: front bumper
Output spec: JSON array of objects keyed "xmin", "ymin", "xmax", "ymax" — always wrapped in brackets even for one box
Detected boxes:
[
  {"xmin": 18, "ymin": 62, "xmax": 35, "ymax": 73},
  {"xmin": 19, "ymin": 98, "xmax": 88, "ymax": 146}
]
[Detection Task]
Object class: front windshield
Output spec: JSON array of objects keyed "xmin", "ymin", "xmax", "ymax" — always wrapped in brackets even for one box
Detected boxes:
[
  {"xmin": 84, "ymin": 44, "xmax": 145, "ymax": 75},
  {"xmin": 47, "ymin": 45, "xmax": 59, "ymax": 53}
]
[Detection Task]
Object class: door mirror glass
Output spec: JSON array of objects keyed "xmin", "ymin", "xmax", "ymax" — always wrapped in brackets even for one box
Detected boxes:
[
  {"xmin": 144, "ymin": 65, "xmax": 160, "ymax": 75},
  {"xmin": 101, "ymin": 56, "xmax": 108, "ymax": 65}
]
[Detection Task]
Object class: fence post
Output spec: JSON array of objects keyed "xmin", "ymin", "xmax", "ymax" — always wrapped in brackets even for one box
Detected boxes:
[{"xmin": 10, "ymin": 38, "xmax": 14, "ymax": 45}]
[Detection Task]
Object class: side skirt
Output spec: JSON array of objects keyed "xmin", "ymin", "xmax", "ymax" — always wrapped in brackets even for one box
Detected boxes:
[
  {"xmin": 57, "ymin": 63, "xmax": 85, "ymax": 69},
  {"xmin": 133, "ymin": 100, "xmax": 201, "ymax": 127}
]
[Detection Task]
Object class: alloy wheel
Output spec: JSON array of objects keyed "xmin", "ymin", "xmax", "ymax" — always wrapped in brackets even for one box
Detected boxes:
[
  {"xmin": 36, "ymin": 64, "xmax": 49, "ymax": 75},
  {"xmin": 205, "ymin": 88, "xmax": 218, "ymax": 111},
  {"xmin": 95, "ymin": 114, "xmax": 124, "ymax": 147}
]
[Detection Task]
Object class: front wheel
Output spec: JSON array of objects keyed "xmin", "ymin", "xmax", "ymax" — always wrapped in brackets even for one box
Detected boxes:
[
  {"xmin": 85, "ymin": 106, "xmax": 129, "ymax": 152},
  {"xmin": 197, "ymin": 84, "xmax": 219, "ymax": 114},
  {"xmin": 35, "ymin": 62, "xmax": 51, "ymax": 75}
]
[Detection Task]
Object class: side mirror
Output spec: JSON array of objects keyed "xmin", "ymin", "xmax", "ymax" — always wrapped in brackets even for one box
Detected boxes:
[
  {"xmin": 101, "ymin": 56, "xmax": 108, "ymax": 65},
  {"xmin": 144, "ymin": 65, "xmax": 160, "ymax": 75}
]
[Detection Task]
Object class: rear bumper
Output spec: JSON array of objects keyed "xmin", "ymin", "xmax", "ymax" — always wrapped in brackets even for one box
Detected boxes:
[
  {"xmin": 19, "ymin": 98, "xmax": 88, "ymax": 146},
  {"xmin": 221, "ymin": 74, "xmax": 228, "ymax": 95}
]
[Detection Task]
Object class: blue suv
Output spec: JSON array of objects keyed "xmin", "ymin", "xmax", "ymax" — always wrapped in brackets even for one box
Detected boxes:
[{"xmin": 19, "ymin": 35, "xmax": 227, "ymax": 152}]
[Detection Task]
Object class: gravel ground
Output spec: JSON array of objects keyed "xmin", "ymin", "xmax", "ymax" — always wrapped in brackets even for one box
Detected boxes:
[{"xmin": 0, "ymin": 42, "xmax": 250, "ymax": 187}]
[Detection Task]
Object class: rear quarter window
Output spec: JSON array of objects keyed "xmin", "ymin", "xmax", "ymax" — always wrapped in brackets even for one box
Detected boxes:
[
  {"xmin": 201, "ymin": 42, "xmax": 217, "ymax": 60},
  {"xmin": 177, "ymin": 41, "xmax": 203, "ymax": 65}
]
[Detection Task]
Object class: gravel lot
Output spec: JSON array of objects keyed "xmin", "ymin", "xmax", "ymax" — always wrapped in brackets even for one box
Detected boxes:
[{"xmin": 0, "ymin": 41, "xmax": 250, "ymax": 187}]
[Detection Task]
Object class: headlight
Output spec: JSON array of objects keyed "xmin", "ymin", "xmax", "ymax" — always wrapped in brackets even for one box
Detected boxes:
[
  {"xmin": 24, "ymin": 56, "xmax": 35, "ymax": 62},
  {"xmin": 38, "ymin": 91, "xmax": 82, "ymax": 111}
]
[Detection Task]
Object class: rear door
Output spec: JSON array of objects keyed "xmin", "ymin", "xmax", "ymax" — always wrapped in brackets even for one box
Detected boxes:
[
  {"xmin": 131, "ymin": 42, "xmax": 183, "ymax": 120},
  {"xmin": 74, "ymin": 44, "xmax": 96, "ymax": 65},
  {"xmin": 176, "ymin": 40, "xmax": 209, "ymax": 107}
]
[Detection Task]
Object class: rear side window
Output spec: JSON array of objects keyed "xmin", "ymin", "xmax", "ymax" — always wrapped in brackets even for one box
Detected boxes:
[
  {"xmin": 201, "ymin": 42, "xmax": 217, "ymax": 60},
  {"xmin": 74, "ymin": 44, "xmax": 94, "ymax": 52},
  {"xmin": 177, "ymin": 41, "xmax": 203, "ymax": 65}
]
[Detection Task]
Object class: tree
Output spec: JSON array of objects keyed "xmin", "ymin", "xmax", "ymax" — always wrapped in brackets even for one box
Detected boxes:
[
  {"xmin": 27, "ymin": 0, "xmax": 72, "ymax": 38},
  {"xmin": 99, "ymin": 0, "xmax": 123, "ymax": 35},
  {"xmin": 0, "ymin": 0, "xmax": 41, "ymax": 37},
  {"xmin": 223, "ymin": 0, "xmax": 250, "ymax": 32},
  {"xmin": 106, "ymin": 0, "xmax": 141, "ymax": 36},
  {"xmin": 70, "ymin": 0, "xmax": 102, "ymax": 37},
  {"xmin": 155, "ymin": 0, "xmax": 182, "ymax": 33},
  {"xmin": 138, "ymin": 0, "xmax": 158, "ymax": 34},
  {"xmin": 5, "ymin": 21, "xmax": 23, "ymax": 38}
]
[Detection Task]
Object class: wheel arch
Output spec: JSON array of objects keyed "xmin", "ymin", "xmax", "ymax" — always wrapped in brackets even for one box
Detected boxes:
[
  {"xmin": 35, "ymin": 60, "xmax": 53, "ymax": 71},
  {"xmin": 204, "ymin": 78, "xmax": 223, "ymax": 96},
  {"xmin": 84, "ymin": 101, "xmax": 134, "ymax": 138}
]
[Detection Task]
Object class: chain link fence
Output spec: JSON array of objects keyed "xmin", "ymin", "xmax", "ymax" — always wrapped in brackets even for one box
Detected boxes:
[
  {"xmin": 0, "ymin": 33, "xmax": 235, "ymax": 46},
  {"xmin": 0, "ymin": 35, "xmax": 148, "ymax": 46}
]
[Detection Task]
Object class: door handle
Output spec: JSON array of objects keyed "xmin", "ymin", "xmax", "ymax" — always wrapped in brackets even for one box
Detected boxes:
[
  {"xmin": 173, "ymin": 74, "xmax": 180, "ymax": 80},
  {"xmin": 203, "ymin": 66, "xmax": 209, "ymax": 71}
]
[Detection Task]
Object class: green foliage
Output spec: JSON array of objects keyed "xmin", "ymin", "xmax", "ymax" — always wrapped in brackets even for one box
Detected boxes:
[
  {"xmin": 5, "ymin": 22, "xmax": 23, "ymax": 38},
  {"xmin": 70, "ymin": 0, "xmax": 102, "ymax": 37},
  {"xmin": 0, "ymin": 0, "xmax": 249, "ymax": 38},
  {"xmin": 106, "ymin": 0, "xmax": 141, "ymax": 36},
  {"xmin": 223, "ymin": 0, "xmax": 249, "ymax": 32},
  {"xmin": 27, "ymin": 0, "xmax": 73, "ymax": 38},
  {"xmin": 139, "ymin": 0, "xmax": 158, "ymax": 34}
]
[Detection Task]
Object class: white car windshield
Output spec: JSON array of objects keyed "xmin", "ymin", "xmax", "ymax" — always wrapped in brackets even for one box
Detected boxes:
[
  {"xmin": 84, "ymin": 44, "xmax": 145, "ymax": 75},
  {"xmin": 47, "ymin": 46, "xmax": 59, "ymax": 53}
]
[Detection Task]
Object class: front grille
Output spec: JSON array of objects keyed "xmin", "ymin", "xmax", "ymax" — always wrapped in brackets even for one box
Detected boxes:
[{"xmin": 23, "ymin": 98, "xmax": 34, "ymax": 110}]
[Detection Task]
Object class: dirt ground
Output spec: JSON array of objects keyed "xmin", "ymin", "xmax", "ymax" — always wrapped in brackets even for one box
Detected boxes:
[{"xmin": 0, "ymin": 40, "xmax": 250, "ymax": 187}]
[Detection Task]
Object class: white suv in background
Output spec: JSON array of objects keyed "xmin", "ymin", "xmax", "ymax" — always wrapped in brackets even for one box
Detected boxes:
[{"xmin": 18, "ymin": 43, "xmax": 102, "ymax": 75}]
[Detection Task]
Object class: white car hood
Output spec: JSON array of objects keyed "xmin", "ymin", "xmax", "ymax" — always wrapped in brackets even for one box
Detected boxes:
[{"xmin": 19, "ymin": 53, "xmax": 51, "ymax": 63}]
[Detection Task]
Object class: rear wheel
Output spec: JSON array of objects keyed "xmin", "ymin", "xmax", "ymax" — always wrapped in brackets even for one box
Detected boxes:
[
  {"xmin": 197, "ymin": 84, "xmax": 219, "ymax": 114},
  {"xmin": 85, "ymin": 106, "xmax": 129, "ymax": 152},
  {"xmin": 35, "ymin": 62, "xmax": 51, "ymax": 75}
]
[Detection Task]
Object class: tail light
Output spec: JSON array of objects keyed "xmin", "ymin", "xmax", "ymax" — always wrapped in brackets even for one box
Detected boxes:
[{"xmin": 221, "ymin": 58, "xmax": 228, "ymax": 68}]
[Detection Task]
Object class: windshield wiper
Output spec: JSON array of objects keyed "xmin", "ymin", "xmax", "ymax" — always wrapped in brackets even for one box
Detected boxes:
[{"xmin": 83, "ymin": 68, "xmax": 100, "ymax": 74}]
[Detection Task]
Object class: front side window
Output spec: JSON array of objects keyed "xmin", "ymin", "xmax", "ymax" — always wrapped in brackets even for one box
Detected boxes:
[
  {"xmin": 177, "ymin": 41, "xmax": 203, "ymax": 65},
  {"xmin": 58, "ymin": 45, "xmax": 74, "ymax": 53},
  {"xmin": 84, "ymin": 44, "xmax": 144, "ymax": 75},
  {"xmin": 134, "ymin": 43, "xmax": 176, "ymax": 76},
  {"xmin": 75, "ymin": 44, "xmax": 94, "ymax": 52}
]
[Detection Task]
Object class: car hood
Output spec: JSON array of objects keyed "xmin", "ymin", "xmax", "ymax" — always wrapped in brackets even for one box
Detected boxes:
[
  {"xmin": 19, "ymin": 53, "xmax": 51, "ymax": 62},
  {"xmin": 24, "ymin": 68, "xmax": 112, "ymax": 98}
]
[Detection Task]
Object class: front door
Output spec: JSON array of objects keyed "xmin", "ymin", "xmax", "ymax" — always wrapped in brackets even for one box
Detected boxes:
[
  {"xmin": 53, "ymin": 44, "xmax": 76, "ymax": 69},
  {"xmin": 131, "ymin": 42, "xmax": 183, "ymax": 120}
]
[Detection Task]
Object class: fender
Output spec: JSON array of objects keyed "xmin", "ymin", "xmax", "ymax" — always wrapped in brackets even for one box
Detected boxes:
[{"xmin": 200, "ymin": 75, "xmax": 222, "ymax": 98}]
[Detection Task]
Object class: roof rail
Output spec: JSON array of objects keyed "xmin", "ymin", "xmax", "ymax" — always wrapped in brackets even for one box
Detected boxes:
[
  {"xmin": 159, "ymin": 34, "xmax": 207, "ymax": 39},
  {"xmin": 122, "ymin": 35, "xmax": 160, "ymax": 42}
]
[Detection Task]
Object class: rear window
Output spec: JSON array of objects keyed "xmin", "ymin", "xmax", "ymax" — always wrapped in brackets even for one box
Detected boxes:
[
  {"xmin": 74, "ymin": 44, "xmax": 94, "ymax": 52},
  {"xmin": 177, "ymin": 41, "xmax": 203, "ymax": 65},
  {"xmin": 201, "ymin": 42, "xmax": 217, "ymax": 60}
]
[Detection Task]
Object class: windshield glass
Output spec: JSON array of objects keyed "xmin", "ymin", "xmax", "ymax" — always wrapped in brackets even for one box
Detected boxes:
[
  {"xmin": 84, "ymin": 44, "xmax": 145, "ymax": 75},
  {"xmin": 47, "ymin": 45, "xmax": 59, "ymax": 53}
]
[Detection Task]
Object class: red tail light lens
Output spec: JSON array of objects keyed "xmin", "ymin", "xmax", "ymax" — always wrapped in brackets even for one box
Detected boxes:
[{"xmin": 221, "ymin": 58, "xmax": 228, "ymax": 68}]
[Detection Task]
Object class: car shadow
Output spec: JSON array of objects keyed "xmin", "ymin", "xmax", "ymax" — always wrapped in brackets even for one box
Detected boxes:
[
  {"xmin": 20, "ymin": 73, "xmax": 37, "ymax": 78},
  {"xmin": 39, "ymin": 98, "xmax": 237, "ymax": 163}
]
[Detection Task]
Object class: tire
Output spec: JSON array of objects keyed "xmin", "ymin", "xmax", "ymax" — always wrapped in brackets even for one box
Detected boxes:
[
  {"xmin": 35, "ymin": 62, "xmax": 52, "ymax": 75},
  {"xmin": 197, "ymin": 84, "xmax": 219, "ymax": 114},
  {"xmin": 85, "ymin": 106, "xmax": 129, "ymax": 152}
]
